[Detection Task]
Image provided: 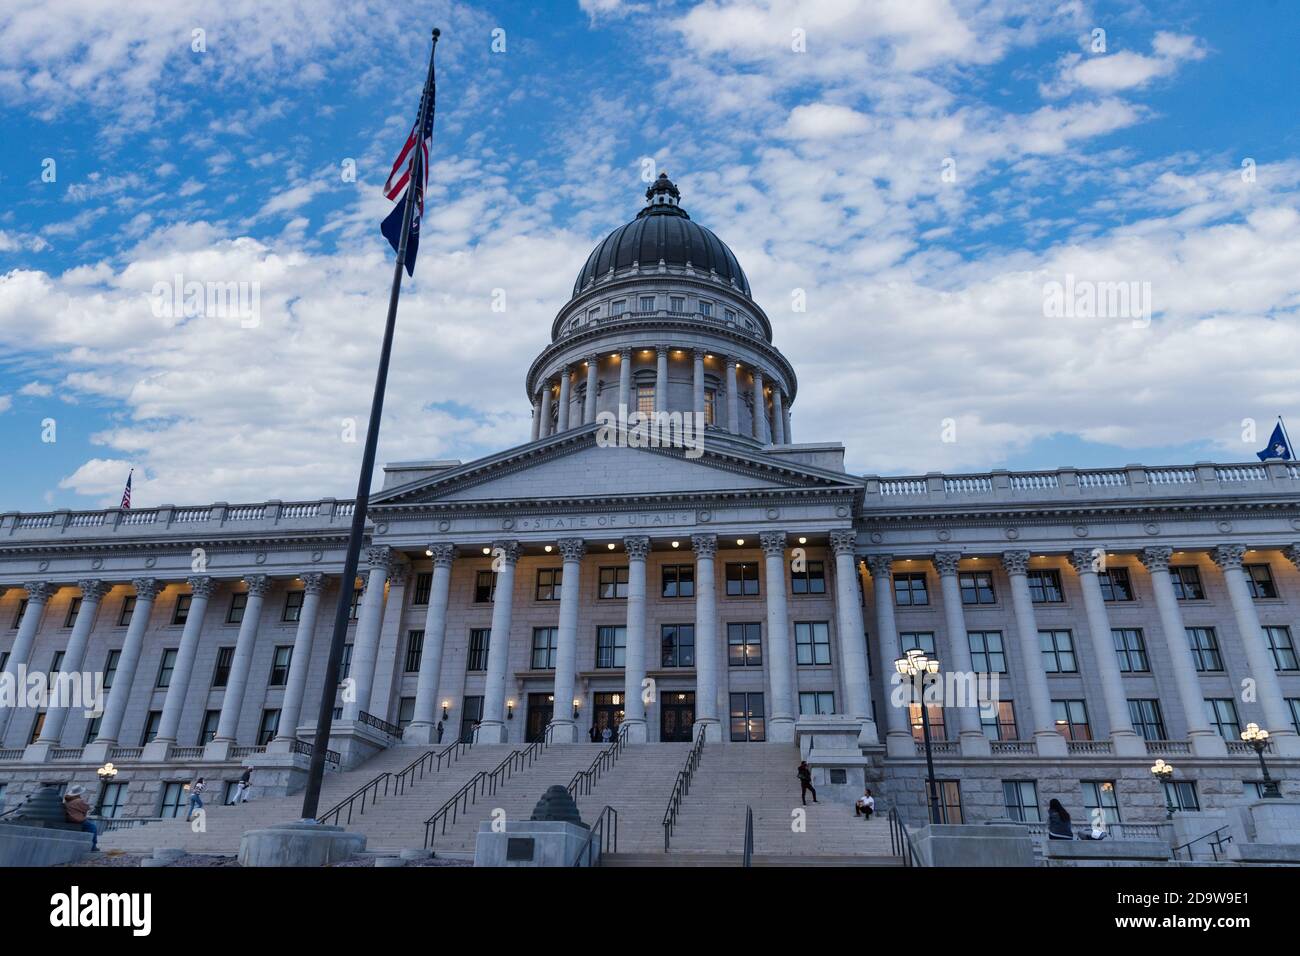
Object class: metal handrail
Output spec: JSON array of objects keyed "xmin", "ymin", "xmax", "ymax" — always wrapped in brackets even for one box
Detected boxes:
[
  {"xmin": 1173, "ymin": 824, "xmax": 1234, "ymax": 861},
  {"xmin": 568, "ymin": 724, "xmax": 629, "ymax": 798},
  {"xmin": 357, "ymin": 710, "xmax": 404, "ymax": 740},
  {"xmin": 317, "ymin": 771, "xmax": 393, "ymax": 827},
  {"xmin": 392, "ymin": 739, "xmax": 472, "ymax": 795},
  {"xmin": 290, "ymin": 738, "xmax": 341, "ymax": 770},
  {"xmin": 424, "ymin": 771, "xmax": 489, "ymax": 849},
  {"xmin": 570, "ymin": 805, "xmax": 618, "ymax": 867},
  {"xmin": 888, "ymin": 808, "xmax": 921, "ymax": 866},
  {"xmin": 661, "ymin": 728, "xmax": 707, "ymax": 851},
  {"xmin": 742, "ymin": 805, "xmax": 754, "ymax": 868}
]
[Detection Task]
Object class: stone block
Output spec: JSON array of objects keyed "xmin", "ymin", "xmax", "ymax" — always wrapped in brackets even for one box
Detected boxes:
[
  {"xmin": 473, "ymin": 820, "xmax": 594, "ymax": 867},
  {"xmin": 0, "ymin": 822, "xmax": 93, "ymax": 867},
  {"xmin": 913, "ymin": 823, "xmax": 1036, "ymax": 867},
  {"xmin": 1044, "ymin": 839, "xmax": 1173, "ymax": 865},
  {"xmin": 238, "ymin": 822, "xmax": 365, "ymax": 867}
]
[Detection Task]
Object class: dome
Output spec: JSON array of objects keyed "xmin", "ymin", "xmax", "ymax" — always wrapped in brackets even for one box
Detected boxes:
[{"xmin": 571, "ymin": 173, "xmax": 750, "ymax": 298}]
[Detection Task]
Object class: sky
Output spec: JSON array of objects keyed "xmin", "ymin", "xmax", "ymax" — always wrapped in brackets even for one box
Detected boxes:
[{"xmin": 1, "ymin": 0, "xmax": 1298, "ymax": 513}]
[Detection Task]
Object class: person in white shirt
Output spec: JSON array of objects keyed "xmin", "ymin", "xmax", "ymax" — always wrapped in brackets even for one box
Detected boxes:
[{"xmin": 855, "ymin": 788, "xmax": 876, "ymax": 820}]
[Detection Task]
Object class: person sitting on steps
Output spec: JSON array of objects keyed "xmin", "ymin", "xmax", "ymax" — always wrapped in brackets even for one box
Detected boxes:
[{"xmin": 855, "ymin": 787, "xmax": 875, "ymax": 820}]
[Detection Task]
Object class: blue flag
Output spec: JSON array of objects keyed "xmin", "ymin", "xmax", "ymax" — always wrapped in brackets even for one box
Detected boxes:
[
  {"xmin": 380, "ymin": 91, "xmax": 435, "ymax": 277},
  {"xmin": 1256, "ymin": 420, "xmax": 1293, "ymax": 461}
]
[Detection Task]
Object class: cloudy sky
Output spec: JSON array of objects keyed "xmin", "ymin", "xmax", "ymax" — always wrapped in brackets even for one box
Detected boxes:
[{"xmin": 1, "ymin": 0, "xmax": 1298, "ymax": 512}]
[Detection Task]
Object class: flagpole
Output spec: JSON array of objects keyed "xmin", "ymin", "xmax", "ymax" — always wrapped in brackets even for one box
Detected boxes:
[
  {"xmin": 300, "ymin": 27, "xmax": 440, "ymax": 822},
  {"xmin": 1280, "ymin": 416, "xmax": 1296, "ymax": 463}
]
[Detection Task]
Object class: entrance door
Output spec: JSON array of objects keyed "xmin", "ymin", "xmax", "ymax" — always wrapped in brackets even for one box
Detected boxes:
[
  {"xmin": 591, "ymin": 692, "xmax": 624, "ymax": 743},
  {"xmin": 660, "ymin": 691, "xmax": 695, "ymax": 742},
  {"xmin": 525, "ymin": 693, "xmax": 553, "ymax": 743},
  {"xmin": 458, "ymin": 696, "xmax": 483, "ymax": 743}
]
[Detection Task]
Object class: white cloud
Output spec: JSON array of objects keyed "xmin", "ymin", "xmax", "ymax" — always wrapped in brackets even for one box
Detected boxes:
[
  {"xmin": 783, "ymin": 103, "xmax": 872, "ymax": 140},
  {"xmin": 1043, "ymin": 32, "xmax": 1207, "ymax": 98},
  {"xmin": 18, "ymin": 382, "xmax": 53, "ymax": 396}
]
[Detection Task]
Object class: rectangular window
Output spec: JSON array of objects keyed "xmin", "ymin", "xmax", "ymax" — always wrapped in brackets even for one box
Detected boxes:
[
  {"xmin": 1027, "ymin": 569, "xmax": 1064, "ymax": 603},
  {"xmin": 1171, "ymin": 566, "xmax": 1204, "ymax": 600},
  {"xmin": 729, "ymin": 692, "xmax": 765, "ymax": 741},
  {"xmin": 140, "ymin": 710, "xmax": 162, "ymax": 746},
  {"xmin": 1164, "ymin": 780, "xmax": 1200, "ymax": 812},
  {"xmin": 1053, "ymin": 699, "xmax": 1091, "ymax": 740},
  {"xmin": 49, "ymin": 650, "xmax": 64, "ymax": 680},
  {"xmin": 118, "ymin": 595, "xmax": 137, "ymax": 627},
  {"xmin": 661, "ymin": 624, "xmax": 695, "ymax": 667},
  {"xmin": 12, "ymin": 598, "xmax": 28, "ymax": 629},
  {"xmin": 1290, "ymin": 698, "xmax": 1300, "ymax": 736},
  {"xmin": 404, "ymin": 630, "xmax": 424, "ymax": 673},
  {"xmin": 968, "ymin": 631, "xmax": 1007, "ymax": 673},
  {"xmin": 599, "ymin": 566, "xmax": 629, "ymax": 599},
  {"xmin": 1112, "ymin": 628, "xmax": 1149, "ymax": 673},
  {"xmin": 339, "ymin": 644, "xmax": 353, "ymax": 680},
  {"xmin": 1082, "ymin": 781, "xmax": 1121, "ymax": 827},
  {"xmin": 1128, "ymin": 699, "xmax": 1167, "ymax": 740},
  {"xmin": 935, "ymin": 781, "xmax": 963, "ymax": 824},
  {"xmin": 198, "ymin": 709, "xmax": 220, "ymax": 745},
  {"xmin": 1265, "ymin": 626, "xmax": 1298, "ymax": 671},
  {"xmin": 909, "ymin": 702, "xmax": 947, "ymax": 742},
  {"xmin": 798, "ymin": 691, "xmax": 835, "ymax": 715},
  {"xmin": 794, "ymin": 621, "xmax": 832, "ymax": 665},
  {"xmin": 1039, "ymin": 630, "xmax": 1077, "ymax": 673},
  {"xmin": 900, "ymin": 632, "xmax": 936, "ymax": 656},
  {"xmin": 704, "ymin": 388, "xmax": 715, "ymax": 425},
  {"xmin": 535, "ymin": 568, "xmax": 563, "ymax": 601},
  {"xmin": 27, "ymin": 711, "xmax": 45, "ymax": 744},
  {"xmin": 257, "ymin": 709, "xmax": 280, "ymax": 746},
  {"xmin": 725, "ymin": 562, "xmax": 760, "ymax": 597},
  {"xmin": 348, "ymin": 585, "xmax": 363, "ymax": 621},
  {"xmin": 411, "ymin": 572, "xmax": 433, "ymax": 606},
  {"xmin": 1205, "ymin": 698, "xmax": 1241, "ymax": 740},
  {"xmin": 531, "ymin": 628, "xmax": 558, "ymax": 670},
  {"xmin": 724, "ymin": 308, "xmax": 737, "ymax": 322},
  {"xmin": 83, "ymin": 714, "xmax": 102, "ymax": 745},
  {"xmin": 269, "ymin": 645, "xmax": 292, "ymax": 686},
  {"xmin": 97, "ymin": 781, "xmax": 128, "ymax": 819},
  {"xmin": 1245, "ymin": 563, "xmax": 1278, "ymax": 599},
  {"xmin": 662, "ymin": 564, "xmax": 695, "ymax": 598},
  {"xmin": 596, "ymin": 625, "xmax": 627, "ymax": 668},
  {"xmin": 699, "ymin": 300, "xmax": 713, "ymax": 317},
  {"xmin": 1186, "ymin": 627, "xmax": 1223, "ymax": 672},
  {"xmin": 159, "ymin": 782, "xmax": 186, "ymax": 819},
  {"xmin": 727, "ymin": 622, "xmax": 763, "ymax": 666},
  {"xmin": 155, "ymin": 649, "xmax": 178, "ymax": 688},
  {"xmin": 980, "ymin": 700, "xmax": 1018, "ymax": 740},
  {"xmin": 282, "ymin": 590, "xmax": 304, "ymax": 623},
  {"xmin": 64, "ymin": 597, "xmax": 82, "ymax": 628},
  {"xmin": 102, "ymin": 649, "xmax": 121, "ymax": 690},
  {"xmin": 636, "ymin": 385, "xmax": 655, "ymax": 417},
  {"xmin": 1003, "ymin": 780, "xmax": 1041, "ymax": 823},
  {"xmin": 1099, "ymin": 568, "xmax": 1134, "ymax": 602},
  {"xmin": 611, "ymin": 299, "xmax": 627, "ymax": 315},
  {"xmin": 474, "ymin": 570, "xmax": 496, "ymax": 603},
  {"xmin": 893, "ymin": 572, "xmax": 929, "ymax": 606},
  {"xmin": 790, "ymin": 560, "xmax": 826, "ymax": 594},
  {"xmin": 227, "ymin": 592, "xmax": 247, "ymax": 625},
  {"xmin": 212, "ymin": 647, "xmax": 235, "ymax": 688},
  {"xmin": 669, "ymin": 296, "xmax": 685, "ymax": 313},
  {"xmin": 958, "ymin": 570, "xmax": 996, "ymax": 605},
  {"xmin": 639, "ymin": 295, "xmax": 656, "ymax": 312},
  {"xmin": 467, "ymin": 628, "xmax": 491, "ymax": 672},
  {"xmin": 397, "ymin": 696, "xmax": 416, "ymax": 730}
]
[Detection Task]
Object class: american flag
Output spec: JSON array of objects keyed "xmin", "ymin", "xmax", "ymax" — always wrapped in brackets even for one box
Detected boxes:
[
  {"xmin": 380, "ymin": 82, "xmax": 436, "ymax": 277},
  {"xmin": 120, "ymin": 469, "xmax": 133, "ymax": 509}
]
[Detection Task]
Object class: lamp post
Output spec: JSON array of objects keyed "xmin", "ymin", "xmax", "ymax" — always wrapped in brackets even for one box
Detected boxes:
[
  {"xmin": 1241, "ymin": 723, "xmax": 1282, "ymax": 798},
  {"xmin": 1151, "ymin": 759, "xmax": 1175, "ymax": 819},
  {"xmin": 896, "ymin": 649, "xmax": 942, "ymax": 825}
]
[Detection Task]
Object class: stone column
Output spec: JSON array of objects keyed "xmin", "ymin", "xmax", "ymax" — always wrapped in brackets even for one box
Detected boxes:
[
  {"xmin": 0, "ymin": 582, "xmax": 53, "ymax": 743},
  {"xmin": 150, "ymin": 576, "xmax": 215, "ymax": 751},
  {"xmin": 655, "ymin": 346, "xmax": 669, "ymax": 414},
  {"xmin": 783, "ymin": 404, "xmax": 792, "ymax": 443},
  {"xmin": 92, "ymin": 578, "xmax": 160, "ymax": 748},
  {"xmin": 692, "ymin": 533, "xmax": 721, "ymax": 741},
  {"xmin": 622, "ymin": 536, "xmax": 650, "ymax": 743},
  {"xmin": 751, "ymin": 368, "xmax": 768, "ymax": 442},
  {"xmin": 549, "ymin": 537, "xmax": 586, "ymax": 743},
  {"xmin": 1139, "ymin": 547, "xmax": 1222, "ymax": 755},
  {"xmin": 210, "ymin": 574, "xmax": 271, "ymax": 748},
  {"xmin": 1001, "ymin": 551, "xmax": 1068, "ymax": 756},
  {"xmin": 530, "ymin": 399, "xmax": 541, "ymax": 441},
  {"xmin": 692, "ymin": 350, "xmax": 705, "ymax": 424},
  {"xmin": 759, "ymin": 532, "xmax": 796, "ymax": 741},
  {"xmin": 1213, "ymin": 544, "xmax": 1300, "ymax": 756},
  {"xmin": 407, "ymin": 544, "xmax": 455, "ymax": 744},
  {"xmin": 478, "ymin": 540, "xmax": 520, "ymax": 743},
  {"xmin": 556, "ymin": 366, "xmax": 571, "ymax": 431},
  {"xmin": 272, "ymin": 573, "xmax": 325, "ymax": 747},
  {"xmin": 583, "ymin": 355, "xmax": 599, "ymax": 424},
  {"xmin": 830, "ymin": 531, "xmax": 877, "ymax": 744},
  {"xmin": 618, "ymin": 348, "xmax": 631, "ymax": 414},
  {"xmin": 344, "ymin": 547, "xmax": 391, "ymax": 721},
  {"xmin": 866, "ymin": 555, "xmax": 912, "ymax": 755},
  {"xmin": 1069, "ymin": 550, "xmax": 1143, "ymax": 756},
  {"xmin": 933, "ymin": 553, "xmax": 989, "ymax": 755},
  {"xmin": 771, "ymin": 388, "xmax": 785, "ymax": 444},
  {"xmin": 726, "ymin": 360, "xmax": 740, "ymax": 434},
  {"xmin": 538, "ymin": 380, "xmax": 552, "ymax": 438},
  {"xmin": 37, "ymin": 579, "xmax": 108, "ymax": 745}
]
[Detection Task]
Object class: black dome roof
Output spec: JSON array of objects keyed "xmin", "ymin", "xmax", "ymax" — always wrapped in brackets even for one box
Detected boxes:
[{"xmin": 572, "ymin": 174, "xmax": 750, "ymax": 297}]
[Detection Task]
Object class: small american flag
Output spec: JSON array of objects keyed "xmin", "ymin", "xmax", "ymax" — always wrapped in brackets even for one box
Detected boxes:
[
  {"xmin": 380, "ymin": 81, "xmax": 437, "ymax": 277},
  {"xmin": 120, "ymin": 469, "xmax": 132, "ymax": 510}
]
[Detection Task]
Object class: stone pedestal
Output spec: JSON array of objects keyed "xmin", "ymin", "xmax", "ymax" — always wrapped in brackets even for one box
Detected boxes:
[
  {"xmin": 0, "ymin": 822, "xmax": 94, "ymax": 867},
  {"xmin": 241, "ymin": 750, "xmax": 314, "ymax": 798},
  {"xmin": 473, "ymin": 820, "xmax": 594, "ymax": 867},
  {"xmin": 203, "ymin": 738, "xmax": 234, "ymax": 762},
  {"xmin": 1247, "ymin": 799, "xmax": 1300, "ymax": 845},
  {"xmin": 622, "ymin": 719, "xmax": 647, "ymax": 744},
  {"xmin": 21, "ymin": 742, "xmax": 53, "ymax": 763},
  {"xmin": 238, "ymin": 821, "xmax": 365, "ymax": 867},
  {"xmin": 326, "ymin": 720, "xmax": 391, "ymax": 770},
  {"xmin": 1189, "ymin": 732, "xmax": 1228, "ymax": 757},
  {"xmin": 1044, "ymin": 839, "xmax": 1173, "ymax": 866},
  {"xmin": 913, "ymin": 823, "xmax": 1037, "ymax": 867},
  {"xmin": 141, "ymin": 739, "xmax": 173, "ymax": 762},
  {"xmin": 81, "ymin": 741, "xmax": 113, "ymax": 764}
]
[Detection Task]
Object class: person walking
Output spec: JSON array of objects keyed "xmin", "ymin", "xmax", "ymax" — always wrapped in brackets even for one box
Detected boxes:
[
  {"xmin": 796, "ymin": 761, "xmax": 818, "ymax": 805},
  {"xmin": 855, "ymin": 787, "xmax": 875, "ymax": 820},
  {"xmin": 601, "ymin": 725, "xmax": 612, "ymax": 745},
  {"xmin": 229, "ymin": 767, "xmax": 252, "ymax": 804},
  {"xmin": 1047, "ymin": 798, "xmax": 1074, "ymax": 840},
  {"xmin": 435, "ymin": 720, "xmax": 444, "ymax": 744},
  {"xmin": 62, "ymin": 786, "xmax": 98, "ymax": 851},
  {"xmin": 185, "ymin": 777, "xmax": 206, "ymax": 822}
]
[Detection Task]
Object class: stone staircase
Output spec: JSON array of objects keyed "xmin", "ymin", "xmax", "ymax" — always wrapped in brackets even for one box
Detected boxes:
[{"xmin": 572, "ymin": 742, "xmax": 694, "ymax": 851}]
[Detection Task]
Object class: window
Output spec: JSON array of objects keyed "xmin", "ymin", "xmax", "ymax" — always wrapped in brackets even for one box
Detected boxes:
[
  {"xmin": 83, "ymin": 715, "xmax": 101, "ymax": 745},
  {"xmin": 198, "ymin": 710, "xmax": 220, "ymax": 745},
  {"xmin": 159, "ymin": 782, "xmax": 186, "ymax": 819},
  {"xmin": 1170, "ymin": 566, "xmax": 1204, "ymax": 600},
  {"xmin": 968, "ymin": 631, "xmax": 1007, "ymax": 673},
  {"xmin": 531, "ymin": 628, "xmax": 558, "ymax": 670},
  {"xmin": 102, "ymin": 649, "xmax": 121, "ymax": 691},
  {"xmin": 699, "ymin": 300, "xmax": 714, "ymax": 317},
  {"xmin": 64, "ymin": 597, "xmax": 82, "ymax": 628},
  {"xmin": 893, "ymin": 572, "xmax": 929, "ymax": 606},
  {"xmin": 669, "ymin": 296, "xmax": 685, "ymax": 313},
  {"xmin": 459, "ymin": 696, "xmax": 483, "ymax": 743},
  {"xmin": 1290, "ymin": 698, "xmax": 1300, "ymax": 735},
  {"xmin": 909, "ymin": 702, "xmax": 946, "ymax": 741},
  {"xmin": 1053, "ymin": 699, "xmax": 1091, "ymax": 740},
  {"xmin": 467, "ymin": 628, "xmax": 490, "ymax": 672},
  {"xmin": 725, "ymin": 562, "xmax": 760, "ymax": 597},
  {"xmin": 727, "ymin": 622, "xmax": 763, "ymax": 666},
  {"xmin": 404, "ymin": 630, "xmax": 424, "ymax": 673},
  {"xmin": 639, "ymin": 295, "xmax": 656, "ymax": 312},
  {"xmin": 212, "ymin": 647, "xmax": 235, "ymax": 688},
  {"xmin": 958, "ymin": 571, "xmax": 996, "ymax": 605},
  {"xmin": 1205, "ymin": 698, "xmax": 1241, "ymax": 740},
  {"xmin": 282, "ymin": 590, "xmax": 304, "ymax": 623},
  {"xmin": 599, "ymin": 567, "xmax": 629, "ymax": 599},
  {"xmin": 596, "ymin": 626, "xmax": 627, "ymax": 668},
  {"xmin": 935, "ymin": 781, "xmax": 964, "ymax": 824},
  {"xmin": 798, "ymin": 691, "xmax": 835, "ymax": 715},
  {"xmin": 474, "ymin": 570, "xmax": 496, "ymax": 603},
  {"xmin": 704, "ymin": 388, "xmax": 716, "ymax": 425},
  {"xmin": 900, "ymin": 632, "xmax": 936, "ymax": 656},
  {"xmin": 1164, "ymin": 780, "xmax": 1200, "ymax": 812},
  {"xmin": 1027, "ymin": 569, "xmax": 1064, "ymax": 603},
  {"xmin": 1265, "ymin": 626, "xmax": 1298, "ymax": 671},
  {"xmin": 791, "ymin": 560, "xmax": 826, "ymax": 594},
  {"xmin": 980, "ymin": 700, "xmax": 1018, "ymax": 740},
  {"xmin": 1245, "ymin": 564, "xmax": 1278, "ymax": 599},
  {"xmin": 339, "ymin": 644, "xmax": 353, "ymax": 680},
  {"xmin": 795, "ymin": 622, "xmax": 832, "ymax": 665},
  {"xmin": 269, "ymin": 646, "xmax": 292, "ymax": 686},
  {"xmin": 1186, "ymin": 627, "xmax": 1223, "ymax": 672},
  {"xmin": 1112, "ymin": 628, "xmax": 1149, "ymax": 673},
  {"xmin": 588, "ymin": 307, "xmax": 599, "ymax": 322},
  {"xmin": 12, "ymin": 598, "xmax": 28, "ymax": 629},
  {"xmin": 410, "ymin": 572, "xmax": 433, "ymax": 606},
  {"xmin": 397, "ymin": 696, "xmax": 416, "ymax": 730},
  {"xmin": 636, "ymin": 385, "xmax": 655, "ymax": 417},
  {"xmin": 1244, "ymin": 781, "xmax": 1271, "ymax": 800},
  {"xmin": 1099, "ymin": 568, "xmax": 1134, "ymax": 602},
  {"xmin": 535, "ymin": 568, "xmax": 563, "ymax": 601},
  {"xmin": 724, "ymin": 308, "xmax": 737, "ymax": 322},
  {"xmin": 155, "ymin": 649, "xmax": 178, "ymax": 688},
  {"xmin": 1039, "ymin": 630, "xmax": 1077, "ymax": 673},
  {"xmin": 27, "ymin": 712, "xmax": 45, "ymax": 744},
  {"xmin": 662, "ymin": 564, "xmax": 695, "ymax": 598},
  {"xmin": 611, "ymin": 299, "xmax": 627, "ymax": 315},
  {"xmin": 1082, "ymin": 781, "xmax": 1121, "ymax": 827},
  {"xmin": 96, "ymin": 781, "xmax": 128, "ymax": 819},
  {"xmin": 140, "ymin": 710, "xmax": 162, "ymax": 746},
  {"xmin": 729, "ymin": 692, "xmax": 765, "ymax": 741},
  {"xmin": 348, "ymin": 585, "xmax": 363, "ymax": 621},
  {"xmin": 661, "ymin": 624, "xmax": 694, "ymax": 667},
  {"xmin": 1003, "ymin": 780, "xmax": 1041, "ymax": 823},
  {"xmin": 227, "ymin": 592, "xmax": 247, "ymax": 625},
  {"xmin": 257, "ymin": 709, "xmax": 280, "ymax": 746},
  {"xmin": 118, "ymin": 595, "xmax": 137, "ymax": 627},
  {"xmin": 49, "ymin": 650, "xmax": 64, "ymax": 680},
  {"xmin": 1128, "ymin": 699, "xmax": 1167, "ymax": 740}
]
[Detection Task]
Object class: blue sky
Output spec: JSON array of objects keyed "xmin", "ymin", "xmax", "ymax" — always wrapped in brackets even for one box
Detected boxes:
[{"xmin": 1, "ymin": 0, "xmax": 1298, "ymax": 512}]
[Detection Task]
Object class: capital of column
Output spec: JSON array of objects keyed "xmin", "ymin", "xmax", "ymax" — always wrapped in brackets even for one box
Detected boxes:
[
  {"xmin": 1211, "ymin": 544, "xmax": 1247, "ymax": 572},
  {"xmin": 1068, "ymin": 547, "xmax": 1107, "ymax": 576},
  {"xmin": 586, "ymin": 353, "xmax": 599, "ymax": 366},
  {"xmin": 187, "ymin": 575, "xmax": 215, "ymax": 599},
  {"xmin": 557, "ymin": 537, "xmax": 587, "ymax": 562},
  {"xmin": 1139, "ymin": 546, "xmax": 1173, "ymax": 573},
  {"xmin": 932, "ymin": 551, "xmax": 962, "ymax": 577},
  {"xmin": 366, "ymin": 545, "xmax": 394, "ymax": 574},
  {"xmin": 690, "ymin": 533, "xmax": 718, "ymax": 559},
  {"xmin": 76, "ymin": 579, "xmax": 109, "ymax": 604},
  {"xmin": 623, "ymin": 535, "xmax": 651, "ymax": 560},
  {"xmin": 1000, "ymin": 550, "xmax": 1031, "ymax": 576},
  {"xmin": 620, "ymin": 348, "xmax": 631, "ymax": 360},
  {"xmin": 693, "ymin": 348, "xmax": 705, "ymax": 360},
  {"xmin": 243, "ymin": 574, "xmax": 272, "ymax": 597},
  {"xmin": 299, "ymin": 572, "xmax": 326, "ymax": 594},
  {"xmin": 131, "ymin": 577, "xmax": 161, "ymax": 602},
  {"xmin": 388, "ymin": 555, "xmax": 411, "ymax": 583},
  {"xmin": 828, "ymin": 528, "xmax": 857, "ymax": 557},
  {"xmin": 865, "ymin": 554, "xmax": 894, "ymax": 578},
  {"xmin": 23, "ymin": 581, "xmax": 54, "ymax": 604},
  {"xmin": 759, "ymin": 531, "xmax": 787, "ymax": 557},
  {"xmin": 428, "ymin": 543, "xmax": 456, "ymax": 568},
  {"xmin": 656, "ymin": 345, "xmax": 669, "ymax": 357},
  {"xmin": 491, "ymin": 540, "xmax": 521, "ymax": 566}
]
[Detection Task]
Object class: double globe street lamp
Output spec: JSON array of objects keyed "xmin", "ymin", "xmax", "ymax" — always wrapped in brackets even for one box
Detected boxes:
[
  {"xmin": 1150, "ymin": 759, "xmax": 1176, "ymax": 819},
  {"xmin": 896, "ymin": 649, "xmax": 943, "ymax": 825},
  {"xmin": 1240, "ymin": 723, "xmax": 1282, "ymax": 798}
]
